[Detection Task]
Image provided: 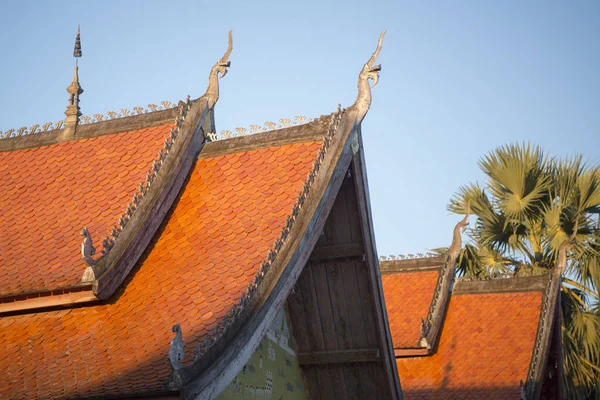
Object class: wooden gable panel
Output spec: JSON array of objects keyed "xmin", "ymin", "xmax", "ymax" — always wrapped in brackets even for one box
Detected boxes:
[{"xmin": 287, "ymin": 167, "xmax": 394, "ymax": 400}]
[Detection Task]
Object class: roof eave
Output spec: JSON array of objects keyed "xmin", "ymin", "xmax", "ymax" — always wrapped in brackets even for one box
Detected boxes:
[
  {"xmin": 349, "ymin": 124, "xmax": 404, "ymax": 398},
  {"xmin": 523, "ymin": 271, "xmax": 562, "ymax": 400},
  {"xmin": 0, "ymin": 285, "xmax": 96, "ymax": 315}
]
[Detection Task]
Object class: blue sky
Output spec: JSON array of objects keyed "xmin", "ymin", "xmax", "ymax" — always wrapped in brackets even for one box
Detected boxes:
[{"xmin": 1, "ymin": 1, "xmax": 599, "ymax": 256}]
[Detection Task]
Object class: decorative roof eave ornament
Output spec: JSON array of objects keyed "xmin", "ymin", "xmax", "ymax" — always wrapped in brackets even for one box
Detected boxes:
[
  {"xmin": 206, "ymin": 116, "xmax": 314, "ymax": 142},
  {"xmin": 204, "ymin": 30, "xmax": 233, "ymax": 109},
  {"xmin": 419, "ymin": 202, "xmax": 470, "ymax": 350},
  {"xmin": 351, "ymin": 30, "xmax": 386, "ymax": 125},
  {"xmin": 523, "ymin": 221, "xmax": 577, "ymax": 400},
  {"xmin": 379, "ymin": 252, "xmax": 440, "ymax": 261}
]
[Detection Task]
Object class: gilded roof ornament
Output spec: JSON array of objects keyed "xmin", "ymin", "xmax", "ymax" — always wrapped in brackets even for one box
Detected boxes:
[
  {"xmin": 353, "ymin": 30, "xmax": 386, "ymax": 124},
  {"xmin": 205, "ymin": 30, "xmax": 233, "ymax": 108}
]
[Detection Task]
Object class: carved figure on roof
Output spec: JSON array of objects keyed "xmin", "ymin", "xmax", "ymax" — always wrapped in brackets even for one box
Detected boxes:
[
  {"xmin": 80, "ymin": 227, "xmax": 98, "ymax": 266},
  {"xmin": 205, "ymin": 30, "xmax": 233, "ymax": 108},
  {"xmin": 169, "ymin": 324, "xmax": 185, "ymax": 371},
  {"xmin": 81, "ymin": 227, "xmax": 99, "ymax": 282},
  {"xmin": 353, "ymin": 30, "xmax": 386, "ymax": 124}
]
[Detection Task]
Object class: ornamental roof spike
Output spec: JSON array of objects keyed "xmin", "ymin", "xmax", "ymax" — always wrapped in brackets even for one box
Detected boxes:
[{"xmin": 64, "ymin": 26, "xmax": 84, "ymax": 137}]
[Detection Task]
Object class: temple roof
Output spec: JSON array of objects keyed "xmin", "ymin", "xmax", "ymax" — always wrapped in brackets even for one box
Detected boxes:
[
  {"xmin": 0, "ymin": 30, "xmax": 401, "ymax": 399},
  {"xmin": 380, "ymin": 256, "xmax": 555, "ymax": 399},
  {"xmin": 396, "ymin": 287, "xmax": 543, "ymax": 399},
  {"xmin": 380, "ymin": 258, "xmax": 442, "ymax": 349},
  {"xmin": 0, "ymin": 119, "xmax": 328, "ymax": 399},
  {"xmin": 0, "ymin": 118, "xmax": 175, "ymax": 297}
]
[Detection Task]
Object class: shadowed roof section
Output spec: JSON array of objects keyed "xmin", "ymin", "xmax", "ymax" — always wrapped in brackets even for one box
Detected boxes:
[
  {"xmin": 0, "ymin": 123, "xmax": 174, "ymax": 296},
  {"xmin": 395, "ymin": 291, "xmax": 542, "ymax": 399},
  {"xmin": 382, "ymin": 271, "xmax": 439, "ymax": 348},
  {"xmin": 0, "ymin": 138, "xmax": 323, "ymax": 399}
]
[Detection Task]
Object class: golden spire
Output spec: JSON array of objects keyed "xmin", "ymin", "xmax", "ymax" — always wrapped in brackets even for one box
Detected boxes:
[{"xmin": 64, "ymin": 26, "xmax": 84, "ymax": 136}]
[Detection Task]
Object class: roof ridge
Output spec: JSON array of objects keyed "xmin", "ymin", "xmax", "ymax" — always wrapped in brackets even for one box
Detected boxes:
[
  {"xmin": 379, "ymin": 252, "xmax": 439, "ymax": 261},
  {"xmin": 0, "ymin": 100, "xmax": 179, "ymax": 140},
  {"xmin": 168, "ymin": 105, "xmax": 345, "ymax": 386},
  {"xmin": 80, "ymin": 97, "xmax": 192, "ymax": 281},
  {"xmin": 79, "ymin": 101, "xmax": 178, "ymax": 124},
  {"xmin": 455, "ymin": 270, "xmax": 547, "ymax": 283},
  {"xmin": 418, "ymin": 212, "xmax": 469, "ymax": 350},
  {"xmin": 453, "ymin": 273, "xmax": 549, "ymax": 293},
  {"xmin": 524, "ymin": 267, "xmax": 562, "ymax": 398},
  {"xmin": 206, "ymin": 115, "xmax": 315, "ymax": 142}
]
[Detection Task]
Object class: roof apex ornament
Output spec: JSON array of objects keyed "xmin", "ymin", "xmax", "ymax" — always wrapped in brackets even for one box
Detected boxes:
[
  {"xmin": 353, "ymin": 30, "xmax": 386, "ymax": 124},
  {"xmin": 204, "ymin": 30, "xmax": 233, "ymax": 109},
  {"xmin": 64, "ymin": 26, "xmax": 84, "ymax": 137}
]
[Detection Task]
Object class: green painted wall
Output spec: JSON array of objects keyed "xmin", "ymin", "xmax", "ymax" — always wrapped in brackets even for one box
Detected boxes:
[{"xmin": 216, "ymin": 308, "xmax": 307, "ymax": 400}]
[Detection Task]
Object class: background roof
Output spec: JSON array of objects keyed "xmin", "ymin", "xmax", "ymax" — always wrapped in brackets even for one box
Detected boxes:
[{"xmin": 1, "ymin": 0, "xmax": 598, "ymax": 256}]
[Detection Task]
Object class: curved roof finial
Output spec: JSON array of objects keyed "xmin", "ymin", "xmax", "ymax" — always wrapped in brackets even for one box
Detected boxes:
[
  {"xmin": 205, "ymin": 30, "xmax": 233, "ymax": 108},
  {"xmin": 448, "ymin": 200, "xmax": 470, "ymax": 257},
  {"xmin": 352, "ymin": 30, "xmax": 386, "ymax": 124}
]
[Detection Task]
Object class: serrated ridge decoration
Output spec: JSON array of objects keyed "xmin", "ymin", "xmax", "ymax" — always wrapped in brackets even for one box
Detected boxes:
[
  {"xmin": 378, "ymin": 252, "xmax": 439, "ymax": 262},
  {"xmin": 0, "ymin": 101, "xmax": 178, "ymax": 140},
  {"xmin": 189, "ymin": 107, "xmax": 344, "ymax": 363},
  {"xmin": 205, "ymin": 115, "xmax": 314, "ymax": 142},
  {"xmin": 80, "ymin": 98, "xmax": 191, "ymax": 280}
]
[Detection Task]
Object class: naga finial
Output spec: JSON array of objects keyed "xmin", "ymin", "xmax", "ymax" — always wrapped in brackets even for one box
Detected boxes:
[
  {"xmin": 205, "ymin": 30, "xmax": 233, "ymax": 108},
  {"xmin": 448, "ymin": 200, "xmax": 470, "ymax": 257},
  {"xmin": 353, "ymin": 30, "xmax": 386, "ymax": 123}
]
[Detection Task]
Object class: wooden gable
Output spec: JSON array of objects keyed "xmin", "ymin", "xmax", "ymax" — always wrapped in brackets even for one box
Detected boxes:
[{"xmin": 287, "ymin": 143, "xmax": 401, "ymax": 399}]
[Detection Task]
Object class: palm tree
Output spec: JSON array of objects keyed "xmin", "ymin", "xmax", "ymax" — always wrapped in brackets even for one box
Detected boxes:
[{"xmin": 448, "ymin": 143, "xmax": 600, "ymax": 398}]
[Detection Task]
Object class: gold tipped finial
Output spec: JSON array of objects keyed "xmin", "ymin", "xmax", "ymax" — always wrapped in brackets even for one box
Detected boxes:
[{"xmin": 63, "ymin": 26, "xmax": 84, "ymax": 137}]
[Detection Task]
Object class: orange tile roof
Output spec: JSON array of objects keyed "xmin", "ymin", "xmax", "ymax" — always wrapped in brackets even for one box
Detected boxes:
[
  {"xmin": 0, "ymin": 124, "xmax": 174, "ymax": 296},
  {"xmin": 382, "ymin": 271, "xmax": 439, "ymax": 348},
  {"xmin": 395, "ymin": 291, "xmax": 542, "ymax": 400},
  {"xmin": 0, "ymin": 140, "xmax": 322, "ymax": 399}
]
